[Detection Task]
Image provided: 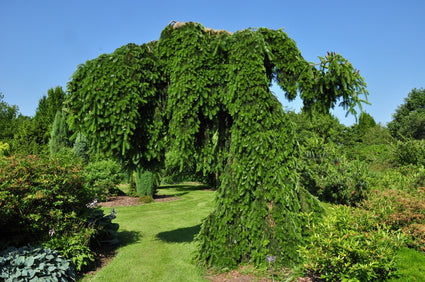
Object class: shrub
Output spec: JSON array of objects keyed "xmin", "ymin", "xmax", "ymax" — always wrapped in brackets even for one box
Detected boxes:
[
  {"xmin": 83, "ymin": 160, "xmax": 123, "ymax": 201},
  {"xmin": 0, "ymin": 154, "xmax": 120, "ymax": 272},
  {"xmin": 0, "ymin": 154, "xmax": 92, "ymax": 248},
  {"xmin": 0, "ymin": 245, "xmax": 75, "ymax": 281},
  {"xmin": 299, "ymin": 205, "xmax": 405, "ymax": 281},
  {"xmin": 0, "ymin": 141, "xmax": 10, "ymax": 156},
  {"xmin": 299, "ymin": 138, "xmax": 370, "ymax": 206},
  {"xmin": 42, "ymin": 219, "xmax": 96, "ymax": 272},
  {"xmin": 362, "ymin": 186, "xmax": 425, "ymax": 252},
  {"xmin": 73, "ymin": 132, "xmax": 89, "ymax": 163},
  {"xmin": 135, "ymin": 168, "xmax": 157, "ymax": 196},
  {"xmin": 393, "ymin": 139, "xmax": 425, "ymax": 166}
]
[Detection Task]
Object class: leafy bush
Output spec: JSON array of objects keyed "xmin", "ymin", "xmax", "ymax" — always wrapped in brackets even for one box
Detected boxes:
[
  {"xmin": 393, "ymin": 139, "xmax": 425, "ymax": 166},
  {"xmin": 0, "ymin": 154, "xmax": 120, "ymax": 272},
  {"xmin": 0, "ymin": 154, "xmax": 92, "ymax": 248},
  {"xmin": 42, "ymin": 219, "xmax": 96, "ymax": 272},
  {"xmin": 73, "ymin": 132, "xmax": 89, "ymax": 163},
  {"xmin": 362, "ymin": 185, "xmax": 425, "ymax": 252},
  {"xmin": 87, "ymin": 207, "xmax": 120, "ymax": 247},
  {"xmin": 0, "ymin": 141, "xmax": 10, "ymax": 156},
  {"xmin": 43, "ymin": 206, "xmax": 119, "ymax": 272},
  {"xmin": 299, "ymin": 138, "xmax": 370, "ymax": 206},
  {"xmin": 83, "ymin": 159, "xmax": 123, "ymax": 201},
  {"xmin": 299, "ymin": 205, "xmax": 405, "ymax": 281},
  {"xmin": 0, "ymin": 245, "xmax": 75, "ymax": 281}
]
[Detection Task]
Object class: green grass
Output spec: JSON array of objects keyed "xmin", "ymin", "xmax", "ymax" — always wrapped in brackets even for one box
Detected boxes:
[
  {"xmin": 388, "ymin": 247, "xmax": 425, "ymax": 281},
  {"xmin": 82, "ymin": 183, "xmax": 425, "ymax": 281},
  {"xmin": 82, "ymin": 184, "xmax": 215, "ymax": 281}
]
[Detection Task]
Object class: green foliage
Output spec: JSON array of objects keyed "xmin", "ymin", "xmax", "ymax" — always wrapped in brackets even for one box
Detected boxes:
[
  {"xmin": 0, "ymin": 141, "xmax": 10, "ymax": 156},
  {"xmin": 0, "ymin": 154, "xmax": 120, "ymax": 272},
  {"xmin": 66, "ymin": 43, "xmax": 166, "ymax": 171},
  {"xmin": 49, "ymin": 110, "xmax": 71, "ymax": 156},
  {"xmin": 362, "ymin": 176, "xmax": 425, "ymax": 252},
  {"xmin": 86, "ymin": 208, "xmax": 119, "ymax": 246},
  {"xmin": 0, "ymin": 245, "xmax": 75, "ymax": 281},
  {"xmin": 67, "ymin": 22, "xmax": 369, "ymax": 269},
  {"xmin": 393, "ymin": 139, "xmax": 425, "ymax": 166},
  {"xmin": 138, "ymin": 195, "xmax": 154, "ymax": 203},
  {"xmin": 135, "ymin": 168, "xmax": 157, "ymax": 196},
  {"xmin": 44, "ymin": 207, "xmax": 119, "ymax": 271},
  {"xmin": 361, "ymin": 124, "xmax": 393, "ymax": 145},
  {"xmin": 73, "ymin": 131, "xmax": 89, "ymax": 163},
  {"xmin": 357, "ymin": 112, "xmax": 376, "ymax": 134},
  {"xmin": 0, "ymin": 92, "xmax": 20, "ymax": 142},
  {"xmin": 288, "ymin": 111, "xmax": 347, "ymax": 145},
  {"xmin": 0, "ymin": 154, "xmax": 92, "ymax": 248},
  {"xmin": 299, "ymin": 138, "xmax": 370, "ymax": 206},
  {"xmin": 43, "ymin": 221, "xmax": 96, "ymax": 272},
  {"xmin": 83, "ymin": 160, "xmax": 123, "ymax": 201},
  {"xmin": 299, "ymin": 205, "xmax": 404, "ymax": 281},
  {"xmin": 389, "ymin": 247, "xmax": 425, "ymax": 281},
  {"xmin": 388, "ymin": 88, "xmax": 425, "ymax": 140},
  {"xmin": 33, "ymin": 86, "xmax": 67, "ymax": 147},
  {"xmin": 11, "ymin": 87, "xmax": 66, "ymax": 155}
]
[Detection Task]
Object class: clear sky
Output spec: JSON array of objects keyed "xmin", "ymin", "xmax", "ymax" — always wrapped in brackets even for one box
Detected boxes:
[{"xmin": 1, "ymin": 0, "xmax": 424, "ymax": 126}]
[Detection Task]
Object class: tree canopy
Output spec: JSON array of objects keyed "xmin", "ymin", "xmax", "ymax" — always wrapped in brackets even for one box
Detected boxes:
[
  {"xmin": 388, "ymin": 88, "xmax": 425, "ymax": 140},
  {"xmin": 0, "ymin": 92, "xmax": 20, "ymax": 141},
  {"xmin": 66, "ymin": 21, "xmax": 368, "ymax": 267}
]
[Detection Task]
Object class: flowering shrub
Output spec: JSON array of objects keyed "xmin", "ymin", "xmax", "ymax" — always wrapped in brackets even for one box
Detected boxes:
[
  {"xmin": 0, "ymin": 154, "xmax": 119, "ymax": 272},
  {"xmin": 0, "ymin": 154, "xmax": 92, "ymax": 247}
]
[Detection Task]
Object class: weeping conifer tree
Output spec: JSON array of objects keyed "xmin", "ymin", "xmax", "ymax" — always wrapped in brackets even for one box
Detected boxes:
[{"xmin": 66, "ymin": 22, "xmax": 368, "ymax": 268}]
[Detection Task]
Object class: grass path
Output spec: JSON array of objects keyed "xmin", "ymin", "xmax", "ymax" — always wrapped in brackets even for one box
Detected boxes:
[{"xmin": 82, "ymin": 184, "xmax": 215, "ymax": 281}]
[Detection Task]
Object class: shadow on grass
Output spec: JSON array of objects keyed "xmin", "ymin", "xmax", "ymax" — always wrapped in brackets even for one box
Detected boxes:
[
  {"xmin": 155, "ymin": 224, "xmax": 201, "ymax": 243},
  {"xmin": 159, "ymin": 183, "xmax": 213, "ymax": 192},
  {"xmin": 154, "ymin": 191, "xmax": 188, "ymax": 199},
  {"xmin": 118, "ymin": 230, "xmax": 142, "ymax": 246}
]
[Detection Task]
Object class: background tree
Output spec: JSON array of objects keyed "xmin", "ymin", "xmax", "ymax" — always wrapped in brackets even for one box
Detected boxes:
[
  {"xmin": 66, "ymin": 22, "xmax": 368, "ymax": 268},
  {"xmin": 49, "ymin": 110, "xmax": 71, "ymax": 155},
  {"xmin": 0, "ymin": 92, "xmax": 23, "ymax": 142},
  {"xmin": 287, "ymin": 111, "xmax": 346, "ymax": 145},
  {"xmin": 33, "ymin": 86, "xmax": 67, "ymax": 145},
  {"xmin": 388, "ymin": 88, "xmax": 425, "ymax": 140},
  {"xmin": 13, "ymin": 86, "xmax": 66, "ymax": 155}
]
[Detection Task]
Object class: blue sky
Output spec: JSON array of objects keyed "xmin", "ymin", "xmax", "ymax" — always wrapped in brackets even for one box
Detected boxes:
[{"xmin": 1, "ymin": 0, "xmax": 424, "ymax": 126}]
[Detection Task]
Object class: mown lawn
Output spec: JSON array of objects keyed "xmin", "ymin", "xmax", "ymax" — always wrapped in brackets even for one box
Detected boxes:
[
  {"xmin": 81, "ymin": 183, "xmax": 425, "ymax": 281},
  {"xmin": 82, "ymin": 184, "xmax": 215, "ymax": 281}
]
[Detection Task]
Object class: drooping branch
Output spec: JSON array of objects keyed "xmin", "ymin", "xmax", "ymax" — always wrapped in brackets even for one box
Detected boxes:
[{"xmin": 66, "ymin": 22, "xmax": 369, "ymax": 267}]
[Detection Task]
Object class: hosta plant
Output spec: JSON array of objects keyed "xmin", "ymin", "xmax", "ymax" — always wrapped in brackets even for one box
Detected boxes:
[{"xmin": 0, "ymin": 245, "xmax": 75, "ymax": 281}]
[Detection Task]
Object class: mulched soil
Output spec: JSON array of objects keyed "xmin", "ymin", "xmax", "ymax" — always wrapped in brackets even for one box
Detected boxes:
[{"xmin": 98, "ymin": 194, "xmax": 181, "ymax": 207}]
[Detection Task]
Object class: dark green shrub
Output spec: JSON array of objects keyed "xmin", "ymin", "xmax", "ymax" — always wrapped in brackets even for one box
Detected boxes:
[
  {"xmin": 394, "ymin": 139, "xmax": 425, "ymax": 166},
  {"xmin": 135, "ymin": 168, "xmax": 157, "ymax": 196},
  {"xmin": 82, "ymin": 160, "xmax": 123, "ymax": 201},
  {"xmin": 42, "ymin": 206, "xmax": 119, "ymax": 272},
  {"xmin": 0, "ymin": 245, "xmax": 75, "ymax": 281},
  {"xmin": 73, "ymin": 132, "xmax": 89, "ymax": 163},
  {"xmin": 42, "ymin": 219, "xmax": 96, "ymax": 272},
  {"xmin": 299, "ymin": 205, "xmax": 405, "ymax": 281},
  {"xmin": 87, "ymin": 208, "xmax": 120, "ymax": 246},
  {"xmin": 299, "ymin": 138, "xmax": 370, "ymax": 206}
]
